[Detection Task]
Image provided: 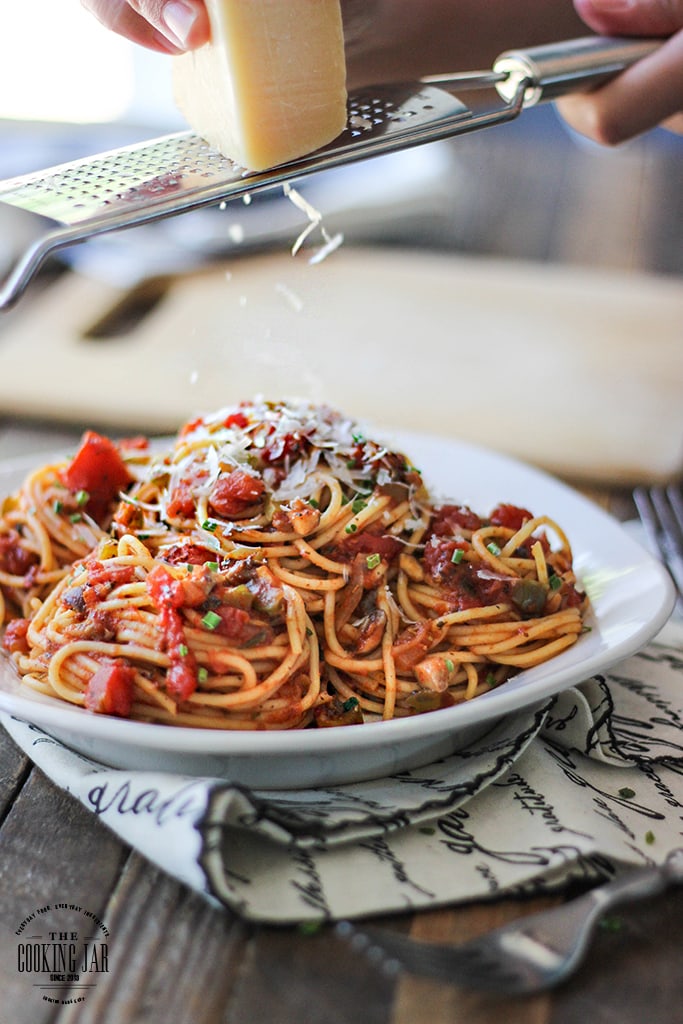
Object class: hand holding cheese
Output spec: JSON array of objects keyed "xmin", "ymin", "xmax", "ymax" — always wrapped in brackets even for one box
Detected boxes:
[
  {"xmin": 83, "ymin": 0, "xmax": 211, "ymax": 54},
  {"xmin": 81, "ymin": 0, "xmax": 682, "ymax": 146},
  {"xmin": 173, "ymin": 0, "xmax": 348, "ymax": 170}
]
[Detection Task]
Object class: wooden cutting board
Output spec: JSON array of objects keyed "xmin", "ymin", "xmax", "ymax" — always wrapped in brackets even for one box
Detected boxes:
[{"xmin": 0, "ymin": 247, "xmax": 681, "ymax": 484}]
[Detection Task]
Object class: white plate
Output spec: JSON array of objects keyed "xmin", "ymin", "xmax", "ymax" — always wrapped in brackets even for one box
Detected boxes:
[{"xmin": 0, "ymin": 430, "xmax": 675, "ymax": 787}]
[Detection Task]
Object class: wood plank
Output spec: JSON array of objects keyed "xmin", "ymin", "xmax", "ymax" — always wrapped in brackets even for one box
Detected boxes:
[
  {"xmin": 55, "ymin": 855, "xmax": 249, "ymax": 1024},
  {"xmin": 549, "ymin": 887, "xmax": 683, "ymax": 1024},
  {"xmin": 0, "ymin": 765, "xmax": 129, "ymax": 1024},
  {"xmin": 0, "ymin": 725, "xmax": 31, "ymax": 815},
  {"xmin": 392, "ymin": 901, "xmax": 555, "ymax": 1024},
  {"xmin": 228, "ymin": 921, "xmax": 398, "ymax": 1024}
]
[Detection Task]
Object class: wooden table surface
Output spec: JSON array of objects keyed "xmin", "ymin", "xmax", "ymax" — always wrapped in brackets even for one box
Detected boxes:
[{"xmin": 0, "ymin": 108, "xmax": 681, "ymax": 1024}]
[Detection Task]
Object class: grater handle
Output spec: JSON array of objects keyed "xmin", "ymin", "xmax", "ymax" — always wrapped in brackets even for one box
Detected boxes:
[{"xmin": 493, "ymin": 35, "xmax": 660, "ymax": 107}]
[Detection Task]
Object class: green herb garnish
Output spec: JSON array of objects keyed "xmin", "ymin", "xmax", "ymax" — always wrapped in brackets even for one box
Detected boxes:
[{"xmin": 201, "ymin": 610, "xmax": 222, "ymax": 631}]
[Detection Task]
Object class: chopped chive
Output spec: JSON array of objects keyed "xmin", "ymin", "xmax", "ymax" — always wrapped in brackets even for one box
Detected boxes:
[
  {"xmin": 197, "ymin": 667, "xmax": 208, "ymax": 683},
  {"xmin": 207, "ymin": 561, "xmax": 219, "ymax": 571},
  {"xmin": 351, "ymin": 432, "xmax": 365, "ymax": 444},
  {"xmin": 345, "ymin": 523, "xmax": 357, "ymax": 534},
  {"xmin": 201, "ymin": 610, "xmax": 222, "ymax": 631},
  {"xmin": 485, "ymin": 672, "xmax": 497, "ymax": 687},
  {"xmin": 75, "ymin": 489, "xmax": 89, "ymax": 506},
  {"xmin": 298, "ymin": 920, "xmax": 323, "ymax": 936},
  {"xmin": 202, "ymin": 520, "xmax": 218, "ymax": 532},
  {"xmin": 451, "ymin": 548, "xmax": 464, "ymax": 564},
  {"xmin": 178, "ymin": 644, "xmax": 189, "ymax": 657},
  {"xmin": 486, "ymin": 541, "xmax": 502, "ymax": 556},
  {"xmin": 69, "ymin": 513, "xmax": 83, "ymax": 523},
  {"xmin": 342, "ymin": 697, "xmax": 359, "ymax": 712},
  {"xmin": 309, "ymin": 498, "xmax": 319, "ymax": 509},
  {"xmin": 549, "ymin": 574, "xmax": 562, "ymax": 591},
  {"xmin": 600, "ymin": 915, "xmax": 623, "ymax": 933},
  {"xmin": 445, "ymin": 658, "xmax": 455, "ymax": 673},
  {"xmin": 53, "ymin": 499, "xmax": 64, "ymax": 514},
  {"xmin": 366, "ymin": 553, "xmax": 381, "ymax": 570},
  {"xmin": 352, "ymin": 497, "xmax": 367, "ymax": 515}
]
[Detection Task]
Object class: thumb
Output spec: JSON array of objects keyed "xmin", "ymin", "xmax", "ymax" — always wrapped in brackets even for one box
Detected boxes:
[{"xmin": 573, "ymin": 0, "xmax": 683, "ymax": 36}]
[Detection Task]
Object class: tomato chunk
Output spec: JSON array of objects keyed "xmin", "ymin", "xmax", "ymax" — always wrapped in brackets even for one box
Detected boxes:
[
  {"xmin": 489, "ymin": 504, "xmax": 534, "ymax": 532},
  {"xmin": 0, "ymin": 531, "xmax": 38, "ymax": 577},
  {"xmin": 430, "ymin": 505, "xmax": 482, "ymax": 536},
  {"xmin": 60, "ymin": 431, "xmax": 133, "ymax": 520},
  {"xmin": 2, "ymin": 618, "xmax": 30, "ymax": 654},
  {"xmin": 209, "ymin": 470, "xmax": 265, "ymax": 518},
  {"xmin": 85, "ymin": 660, "xmax": 135, "ymax": 716}
]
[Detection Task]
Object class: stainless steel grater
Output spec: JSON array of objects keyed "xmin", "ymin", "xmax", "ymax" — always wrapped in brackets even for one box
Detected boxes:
[{"xmin": 0, "ymin": 36, "xmax": 658, "ymax": 311}]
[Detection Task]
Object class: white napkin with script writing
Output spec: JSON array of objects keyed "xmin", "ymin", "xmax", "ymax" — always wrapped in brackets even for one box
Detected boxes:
[{"xmin": 3, "ymin": 618, "xmax": 683, "ymax": 924}]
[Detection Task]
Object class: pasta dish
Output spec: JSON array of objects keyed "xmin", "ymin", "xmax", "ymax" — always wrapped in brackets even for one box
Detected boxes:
[{"xmin": 0, "ymin": 399, "xmax": 587, "ymax": 730}]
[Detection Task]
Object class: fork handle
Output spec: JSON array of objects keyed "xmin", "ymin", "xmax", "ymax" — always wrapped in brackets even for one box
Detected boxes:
[{"xmin": 493, "ymin": 35, "xmax": 660, "ymax": 107}]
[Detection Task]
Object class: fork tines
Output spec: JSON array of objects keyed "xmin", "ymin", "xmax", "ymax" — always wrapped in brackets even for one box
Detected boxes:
[{"xmin": 633, "ymin": 483, "xmax": 683, "ymax": 602}]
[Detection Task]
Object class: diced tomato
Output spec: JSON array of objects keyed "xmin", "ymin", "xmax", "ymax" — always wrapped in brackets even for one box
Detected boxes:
[
  {"xmin": 117, "ymin": 435, "xmax": 149, "ymax": 451},
  {"xmin": 59, "ymin": 431, "xmax": 133, "ymax": 521},
  {"xmin": 85, "ymin": 559, "xmax": 136, "ymax": 590},
  {"xmin": 224, "ymin": 412, "xmax": 249, "ymax": 429},
  {"xmin": 216, "ymin": 604, "xmax": 252, "ymax": 640},
  {"xmin": 166, "ymin": 660, "xmax": 197, "ymax": 702},
  {"xmin": 178, "ymin": 416, "xmax": 204, "ymax": 438},
  {"xmin": 166, "ymin": 483, "xmax": 197, "ymax": 519},
  {"xmin": 422, "ymin": 536, "xmax": 468, "ymax": 582},
  {"xmin": 209, "ymin": 470, "xmax": 265, "ymax": 519},
  {"xmin": 0, "ymin": 531, "xmax": 38, "ymax": 577},
  {"xmin": 430, "ymin": 505, "xmax": 482, "ymax": 536},
  {"xmin": 334, "ymin": 530, "xmax": 402, "ymax": 564},
  {"xmin": 163, "ymin": 543, "xmax": 219, "ymax": 566},
  {"xmin": 85, "ymin": 660, "xmax": 135, "ymax": 717},
  {"xmin": 489, "ymin": 504, "xmax": 534, "ymax": 532},
  {"xmin": 2, "ymin": 618, "xmax": 30, "ymax": 654},
  {"xmin": 261, "ymin": 431, "xmax": 308, "ymax": 464},
  {"xmin": 147, "ymin": 564, "xmax": 186, "ymax": 609},
  {"xmin": 147, "ymin": 564, "xmax": 209, "ymax": 611},
  {"xmin": 158, "ymin": 605, "xmax": 198, "ymax": 700},
  {"xmin": 210, "ymin": 604, "xmax": 270, "ymax": 647}
]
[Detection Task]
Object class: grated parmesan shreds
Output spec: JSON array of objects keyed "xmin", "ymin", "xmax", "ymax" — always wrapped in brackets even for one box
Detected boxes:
[
  {"xmin": 309, "ymin": 229, "xmax": 344, "ymax": 265},
  {"xmin": 283, "ymin": 182, "xmax": 344, "ymax": 264},
  {"xmin": 274, "ymin": 282, "xmax": 304, "ymax": 312}
]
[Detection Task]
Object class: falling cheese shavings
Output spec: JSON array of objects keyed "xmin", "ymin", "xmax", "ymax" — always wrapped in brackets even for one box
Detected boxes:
[
  {"xmin": 275, "ymin": 282, "xmax": 305, "ymax": 312},
  {"xmin": 283, "ymin": 182, "xmax": 345, "ymax": 265},
  {"xmin": 309, "ymin": 230, "xmax": 344, "ymax": 265}
]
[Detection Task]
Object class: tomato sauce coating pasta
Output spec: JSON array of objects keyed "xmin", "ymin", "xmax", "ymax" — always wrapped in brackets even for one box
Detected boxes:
[{"xmin": 0, "ymin": 400, "xmax": 587, "ymax": 730}]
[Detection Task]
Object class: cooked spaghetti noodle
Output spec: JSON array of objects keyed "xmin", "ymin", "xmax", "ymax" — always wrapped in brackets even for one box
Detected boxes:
[{"xmin": 0, "ymin": 400, "xmax": 587, "ymax": 730}]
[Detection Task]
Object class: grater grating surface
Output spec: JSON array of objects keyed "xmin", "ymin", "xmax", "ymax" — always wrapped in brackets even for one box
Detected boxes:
[{"xmin": 0, "ymin": 86, "xmax": 472, "ymax": 228}]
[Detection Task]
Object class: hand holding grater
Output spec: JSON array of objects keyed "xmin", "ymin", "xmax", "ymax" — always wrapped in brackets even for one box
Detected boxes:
[{"xmin": 0, "ymin": 35, "xmax": 658, "ymax": 311}]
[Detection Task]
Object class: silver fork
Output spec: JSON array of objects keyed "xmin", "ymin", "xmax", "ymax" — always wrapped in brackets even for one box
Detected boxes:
[
  {"xmin": 633, "ymin": 483, "xmax": 683, "ymax": 605},
  {"xmin": 336, "ymin": 850, "xmax": 683, "ymax": 994}
]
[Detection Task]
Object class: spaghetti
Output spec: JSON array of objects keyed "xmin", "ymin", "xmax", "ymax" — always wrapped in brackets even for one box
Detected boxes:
[{"xmin": 0, "ymin": 399, "xmax": 587, "ymax": 730}]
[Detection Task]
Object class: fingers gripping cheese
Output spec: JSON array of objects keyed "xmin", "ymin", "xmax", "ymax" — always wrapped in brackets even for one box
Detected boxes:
[{"xmin": 173, "ymin": 0, "xmax": 348, "ymax": 171}]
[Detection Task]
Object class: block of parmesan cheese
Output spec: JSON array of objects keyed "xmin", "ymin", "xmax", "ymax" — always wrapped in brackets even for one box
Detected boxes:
[{"xmin": 173, "ymin": 0, "xmax": 347, "ymax": 171}]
